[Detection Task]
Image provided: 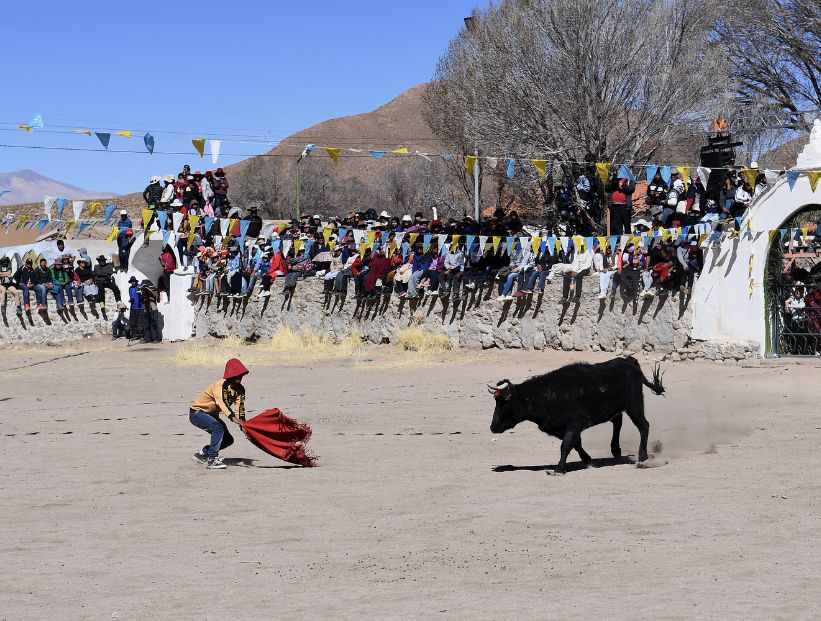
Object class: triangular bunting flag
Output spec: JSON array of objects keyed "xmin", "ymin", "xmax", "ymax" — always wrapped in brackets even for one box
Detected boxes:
[
  {"xmin": 786, "ymin": 170, "xmax": 800, "ymax": 190},
  {"xmin": 742, "ymin": 167, "xmax": 758, "ymax": 188},
  {"xmin": 478, "ymin": 236, "xmax": 488, "ymax": 254},
  {"xmin": 617, "ymin": 164, "xmax": 636, "ymax": 184},
  {"xmin": 116, "ymin": 131, "xmax": 132, "ymax": 138},
  {"xmin": 95, "ymin": 132, "xmax": 111, "ymax": 149},
  {"xmin": 88, "ymin": 202, "xmax": 101, "ymax": 219},
  {"xmin": 142, "ymin": 208, "xmax": 153, "ymax": 230},
  {"xmin": 73, "ymin": 129, "xmax": 92, "ymax": 136},
  {"xmin": 464, "ymin": 155, "xmax": 477, "ymax": 175},
  {"xmin": 325, "ymin": 148, "xmax": 341, "ymax": 165},
  {"xmin": 210, "ymin": 140, "xmax": 221, "ymax": 165},
  {"xmin": 192, "ymin": 138, "xmax": 206, "ymax": 157},
  {"xmin": 204, "ymin": 216, "xmax": 215, "ymax": 235},
  {"xmin": 104, "ymin": 204, "xmax": 117, "ymax": 224},
  {"xmin": 595, "ymin": 163, "xmax": 611, "ymax": 185},
  {"xmin": 491, "ymin": 236, "xmax": 501, "ymax": 253},
  {"xmin": 660, "ymin": 165, "xmax": 672, "ymax": 185},
  {"xmin": 531, "ymin": 159, "xmax": 547, "ymax": 179},
  {"xmin": 808, "ymin": 170, "xmax": 821, "ymax": 192},
  {"xmin": 370, "ymin": 150, "xmax": 385, "ymax": 158},
  {"xmin": 646, "ymin": 166, "xmax": 659, "ymax": 184},
  {"xmin": 56, "ymin": 198, "xmax": 67, "ymax": 219},
  {"xmin": 486, "ymin": 157, "xmax": 498, "ymax": 169},
  {"xmin": 157, "ymin": 210, "xmax": 168, "ymax": 230},
  {"xmin": 391, "ymin": 148, "xmax": 409, "ymax": 155},
  {"xmin": 678, "ymin": 165, "xmax": 691, "ymax": 188},
  {"xmin": 143, "ymin": 132, "xmax": 155, "ymax": 154},
  {"xmin": 72, "ymin": 200, "xmax": 84, "ymax": 221},
  {"xmin": 506, "ymin": 158, "xmax": 515, "ymax": 179}
]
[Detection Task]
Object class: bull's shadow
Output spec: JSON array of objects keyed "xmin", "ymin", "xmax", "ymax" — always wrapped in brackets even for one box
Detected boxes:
[{"xmin": 492, "ymin": 455, "xmax": 634, "ymax": 474}]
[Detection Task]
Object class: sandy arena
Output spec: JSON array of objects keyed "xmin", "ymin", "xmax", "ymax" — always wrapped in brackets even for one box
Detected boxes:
[{"xmin": 1, "ymin": 343, "xmax": 819, "ymax": 619}]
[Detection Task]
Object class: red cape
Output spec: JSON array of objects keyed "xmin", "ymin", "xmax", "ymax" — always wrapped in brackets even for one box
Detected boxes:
[{"xmin": 241, "ymin": 408, "xmax": 317, "ymax": 467}]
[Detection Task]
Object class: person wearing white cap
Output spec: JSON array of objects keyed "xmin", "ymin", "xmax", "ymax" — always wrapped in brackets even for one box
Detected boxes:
[
  {"xmin": 143, "ymin": 176, "xmax": 163, "ymax": 208},
  {"xmin": 399, "ymin": 214, "xmax": 413, "ymax": 232},
  {"xmin": 160, "ymin": 175, "xmax": 175, "ymax": 211},
  {"xmin": 116, "ymin": 210, "xmax": 133, "ymax": 270}
]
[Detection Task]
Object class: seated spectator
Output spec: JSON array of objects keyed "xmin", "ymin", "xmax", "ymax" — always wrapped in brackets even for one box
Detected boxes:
[
  {"xmin": 0, "ymin": 256, "xmax": 22, "ymax": 315},
  {"xmin": 62, "ymin": 257, "xmax": 83, "ymax": 307},
  {"xmin": 593, "ymin": 243, "xmax": 617, "ymax": 299},
  {"xmin": 75, "ymin": 257, "xmax": 96, "ymax": 303},
  {"xmin": 93, "ymin": 255, "xmax": 122, "ymax": 307},
  {"xmin": 364, "ymin": 245, "xmax": 392, "ymax": 298},
  {"xmin": 112, "ymin": 302, "xmax": 131, "ymax": 340},
  {"xmin": 561, "ymin": 244, "xmax": 592, "ymax": 303},
  {"xmin": 13, "ymin": 257, "xmax": 36, "ymax": 313},
  {"xmin": 498, "ymin": 244, "xmax": 534, "ymax": 301}
]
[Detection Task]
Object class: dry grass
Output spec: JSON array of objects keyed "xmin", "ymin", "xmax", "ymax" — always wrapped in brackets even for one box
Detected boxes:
[
  {"xmin": 171, "ymin": 327, "xmax": 363, "ymax": 367},
  {"xmin": 394, "ymin": 327, "xmax": 455, "ymax": 352}
]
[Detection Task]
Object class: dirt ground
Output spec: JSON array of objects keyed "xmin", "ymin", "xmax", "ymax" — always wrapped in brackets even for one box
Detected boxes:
[{"xmin": 1, "ymin": 343, "xmax": 819, "ymax": 620}]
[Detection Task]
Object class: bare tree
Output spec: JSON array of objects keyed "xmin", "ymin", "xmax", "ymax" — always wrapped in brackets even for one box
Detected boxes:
[
  {"xmin": 424, "ymin": 0, "xmax": 724, "ymax": 168},
  {"xmin": 714, "ymin": 0, "xmax": 820, "ymax": 118}
]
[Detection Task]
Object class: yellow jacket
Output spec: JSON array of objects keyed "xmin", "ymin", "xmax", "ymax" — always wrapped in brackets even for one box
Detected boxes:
[{"xmin": 190, "ymin": 379, "xmax": 246, "ymax": 420}]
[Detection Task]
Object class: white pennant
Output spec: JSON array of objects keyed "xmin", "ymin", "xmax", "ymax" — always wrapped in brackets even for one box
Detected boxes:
[
  {"xmin": 72, "ymin": 200, "xmax": 85, "ymax": 221},
  {"xmin": 437, "ymin": 234, "xmax": 447, "ymax": 248},
  {"xmin": 282, "ymin": 239, "xmax": 292, "ymax": 256},
  {"xmin": 764, "ymin": 169, "xmax": 779, "ymax": 186},
  {"xmin": 353, "ymin": 229, "xmax": 365, "ymax": 245},
  {"xmin": 478, "ymin": 236, "xmax": 488, "ymax": 254},
  {"xmin": 172, "ymin": 212, "xmax": 184, "ymax": 232},
  {"xmin": 395, "ymin": 232, "xmax": 405, "ymax": 246},
  {"xmin": 696, "ymin": 166, "xmax": 711, "ymax": 188},
  {"xmin": 210, "ymin": 139, "xmax": 221, "ymax": 165},
  {"xmin": 220, "ymin": 218, "xmax": 230, "ymax": 237},
  {"xmin": 415, "ymin": 151, "xmax": 432, "ymax": 162},
  {"xmin": 44, "ymin": 196, "xmax": 55, "ymax": 220},
  {"xmin": 486, "ymin": 157, "xmax": 498, "ymax": 169}
]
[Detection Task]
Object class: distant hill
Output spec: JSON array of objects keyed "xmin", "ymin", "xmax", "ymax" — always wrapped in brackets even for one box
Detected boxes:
[{"xmin": 0, "ymin": 169, "xmax": 116, "ymax": 206}]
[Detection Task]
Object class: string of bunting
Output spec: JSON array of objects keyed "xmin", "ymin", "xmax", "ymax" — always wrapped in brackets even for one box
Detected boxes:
[{"xmin": 13, "ymin": 114, "xmax": 821, "ymax": 182}]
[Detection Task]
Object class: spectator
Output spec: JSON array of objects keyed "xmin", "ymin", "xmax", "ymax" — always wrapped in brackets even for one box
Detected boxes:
[
  {"xmin": 160, "ymin": 175, "xmax": 175, "ymax": 211},
  {"xmin": 212, "ymin": 168, "xmax": 229, "ymax": 212},
  {"xmin": 441, "ymin": 244, "xmax": 465, "ymax": 301},
  {"xmin": 158, "ymin": 244, "xmax": 177, "ymax": 298},
  {"xmin": 116, "ymin": 210, "xmax": 133, "ymax": 270},
  {"xmin": 243, "ymin": 207, "xmax": 263, "ymax": 239},
  {"xmin": 140, "ymin": 280, "xmax": 161, "ymax": 343},
  {"xmin": 33, "ymin": 257, "xmax": 53, "ymax": 311},
  {"xmin": 593, "ymin": 243, "xmax": 616, "ymax": 299},
  {"xmin": 62, "ymin": 257, "xmax": 83, "ymax": 307},
  {"xmin": 606, "ymin": 173, "xmax": 635, "ymax": 235},
  {"xmin": 93, "ymin": 255, "xmax": 121, "ymax": 307},
  {"xmin": 49, "ymin": 261, "xmax": 69, "ymax": 311},
  {"xmin": 498, "ymin": 245, "xmax": 534, "ymax": 301},
  {"xmin": 75, "ymin": 257, "xmax": 96, "ymax": 304},
  {"xmin": 112, "ymin": 302, "xmax": 131, "ymax": 340},
  {"xmin": 13, "ymin": 257, "xmax": 36, "ymax": 313},
  {"xmin": 0, "ymin": 256, "xmax": 23, "ymax": 315},
  {"xmin": 561, "ymin": 243, "xmax": 592, "ymax": 303}
]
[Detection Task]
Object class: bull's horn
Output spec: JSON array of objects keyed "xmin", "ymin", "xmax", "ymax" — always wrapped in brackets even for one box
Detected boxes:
[{"xmin": 487, "ymin": 380, "xmax": 511, "ymax": 391}]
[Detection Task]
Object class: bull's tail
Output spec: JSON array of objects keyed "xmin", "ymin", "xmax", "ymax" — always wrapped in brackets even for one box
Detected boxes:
[{"xmin": 641, "ymin": 363, "xmax": 666, "ymax": 396}]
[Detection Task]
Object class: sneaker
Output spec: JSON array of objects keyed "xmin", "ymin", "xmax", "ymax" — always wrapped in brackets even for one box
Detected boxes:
[
  {"xmin": 37, "ymin": 304, "xmax": 46, "ymax": 311},
  {"xmin": 559, "ymin": 297, "xmax": 569, "ymax": 304},
  {"xmin": 206, "ymin": 457, "xmax": 227, "ymax": 469},
  {"xmin": 598, "ymin": 292, "xmax": 607, "ymax": 299},
  {"xmin": 430, "ymin": 290, "xmax": 439, "ymax": 297},
  {"xmin": 24, "ymin": 304, "xmax": 30, "ymax": 312},
  {"xmin": 465, "ymin": 282, "xmax": 476, "ymax": 290},
  {"xmin": 514, "ymin": 291, "xmax": 525, "ymax": 298},
  {"xmin": 193, "ymin": 451, "xmax": 208, "ymax": 465},
  {"xmin": 398, "ymin": 292, "xmax": 407, "ymax": 298},
  {"xmin": 261, "ymin": 290, "xmax": 271, "ymax": 298}
]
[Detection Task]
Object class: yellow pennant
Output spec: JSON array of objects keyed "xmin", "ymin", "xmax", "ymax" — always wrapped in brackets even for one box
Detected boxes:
[
  {"xmin": 141, "ymin": 208, "xmax": 153, "ymax": 230},
  {"xmin": 73, "ymin": 129, "xmax": 92, "ymax": 136},
  {"xmin": 801, "ymin": 227, "xmax": 809, "ymax": 243},
  {"xmin": 189, "ymin": 215, "xmax": 200, "ymax": 233},
  {"xmin": 366, "ymin": 230, "xmax": 376, "ymax": 248},
  {"xmin": 595, "ymin": 162, "xmax": 611, "ymax": 185},
  {"xmin": 328, "ymin": 240, "xmax": 336, "ymax": 252},
  {"xmin": 64, "ymin": 221, "xmax": 75, "ymax": 237},
  {"xmin": 17, "ymin": 214, "xmax": 28, "ymax": 228},
  {"xmin": 116, "ymin": 131, "xmax": 132, "ymax": 138},
  {"xmin": 768, "ymin": 230, "xmax": 778, "ymax": 244},
  {"xmin": 229, "ymin": 218, "xmax": 239, "ymax": 236},
  {"xmin": 661, "ymin": 228, "xmax": 671, "ymax": 242},
  {"xmin": 358, "ymin": 243, "xmax": 367, "ymax": 258},
  {"xmin": 678, "ymin": 165, "xmax": 690, "ymax": 189},
  {"xmin": 491, "ymin": 236, "xmax": 501, "ymax": 252},
  {"xmin": 391, "ymin": 147, "xmax": 409, "ymax": 155},
  {"xmin": 294, "ymin": 239, "xmax": 303, "ymax": 254},
  {"xmin": 597, "ymin": 236, "xmax": 608, "ymax": 250},
  {"xmin": 698, "ymin": 233, "xmax": 708, "ymax": 246},
  {"xmin": 531, "ymin": 236, "xmax": 541, "ymax": 254},
  {"xmin": 88, "ymin": 202, "xmax": 101, "ymax": 219},
  {"xmin": 748, "ymin": 255, "xmax": 754, "ymax": 277},
  {"xmin": 106, "ymin": 225, "xmax": 118, "ymax": 243},
  {"xmin": 451, "ymin": 235, "xmax": 462, "ymax": 252},
  {"xmin": 408, "ymin": 233, "xmax": 419, "ymax": 246},
  {"xmin": 18, "ymin": 125, "xmax": 32, "ymax": 133},
  {"xmin": 808, "ymin": 170, "xmax": 821, "ymax": 192},
  {"xmin": 464, "ymin": 155, "xmax": 477, "ymax": 175},
  {"xmin": 187, "ymin": 233, "xmax": 196, "ymax": 250},
  {"xmin": 323, "ymin": 226, "xmax": 333, "ymax": 244},
  {"xmin": 742, "ymin": 167, "xmax": 758, "ymax": 188},
  {"xmin": 325, "ymin": 147, "xmax": 341, "ymax": 165},
  {"xmin": 531, "ymin": 159, "xmax": 547, "ymax": 179},
  {"xmin": 192, "ymin": 138, "xmax": 206, "ymax": 157}
]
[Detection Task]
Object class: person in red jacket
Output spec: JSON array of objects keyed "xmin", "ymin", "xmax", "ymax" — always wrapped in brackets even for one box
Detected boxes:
[
  {"xmin": 364, "ymin": 245, "xmax": 392, "ymax": 298},
  {"xmin": 189, "ymin": 358, "xmax": 249, "ymax": 469}
]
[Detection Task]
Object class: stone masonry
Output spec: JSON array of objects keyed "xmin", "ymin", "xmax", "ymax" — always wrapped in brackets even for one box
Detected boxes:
[{"xmin": 193, "ymin": 275, "xmax": 760, "ymax": 363}]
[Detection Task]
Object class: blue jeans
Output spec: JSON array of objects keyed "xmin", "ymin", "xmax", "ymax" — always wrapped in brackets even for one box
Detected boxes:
[
  {"xmin": 64, "ymin": 283, "xmax": 83, "ymax": 304},
  {"xmin": 50, "ymin": 285, "xmax": 66, "ymax": 310},
  {"xmin": 502, "ymin": 271, "xmax": 521, "ymax": 296},
  {"xmin": 526, "ymin": 269, "xmax": 550, "ymax": 291},
  {"xmin": 189, "ymin": 409, "xmax": 234, "ymax": 458},
  {"xmin": 19, "ymin": 284, "xmax": 31, "ymax": 307},
  {"xmin": 34, "ymin": 284, "xmax": 48, "ymax": 307}
]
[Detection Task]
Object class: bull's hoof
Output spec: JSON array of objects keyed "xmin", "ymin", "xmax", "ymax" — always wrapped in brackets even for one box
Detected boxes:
[
  {"xmin": 611, "ymin": 449, "xmax": 622, "ymax": 459},
  {"xmin": 547, "ymin": 469, "xmax": 566, "ymax": 476}
]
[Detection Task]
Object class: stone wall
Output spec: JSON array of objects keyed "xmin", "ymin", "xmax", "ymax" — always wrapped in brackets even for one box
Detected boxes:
[
  {"xmin": 0, "ymin": 294, "xmax": 115, "ymax": 344},
  {"xmin": 192, "ymin": 276, "xmax": 760, "ymax": 361}
]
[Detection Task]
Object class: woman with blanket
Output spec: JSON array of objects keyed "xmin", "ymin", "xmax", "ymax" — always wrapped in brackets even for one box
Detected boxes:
[{"xmin": 189, "ymin": 358, "xmax": 248, "ymax": 469}]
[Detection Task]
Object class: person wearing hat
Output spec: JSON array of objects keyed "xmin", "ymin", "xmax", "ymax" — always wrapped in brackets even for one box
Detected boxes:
[
  {"xmin": 0, "ymin": 256, "xmax": 23, "ymax": 315},
  {"xmin": 160, "ymin": 175, "xmax": 176, "ymax": 211},
  {"xmin": 92, "ymin": 255, "xmax": 121, "ymax": 307},
  {"xmin": 112, "ymin": 301, "xmax": 131, "ymax": 340},
  {"xmin": 116, "ymin": 210, "xmax": 133, "ymax": 270},
  {"xmin": 242, "ymin": 206, "xmax": 263, "ymax": 238},
  {"xmin": 199, "ymin": 170, "xmax": 214, "ymax": 212},
  {"xmin": 75, "ymin": 256, "xmax": 95, "ymax": 306},
  {"xmin": 213, "ymin": 168, "xmax": 229, "ymax": 212},
  {"xmin": 189, "ymin": 358, "xmax": 249, "ymax": 469},
  {"xmin": 143, "ymin": 176, "xmax": 163, "ymax": 208},
  {"xmin": 13, "ymin": 257, "xmax": 37, "ymax": 312}
]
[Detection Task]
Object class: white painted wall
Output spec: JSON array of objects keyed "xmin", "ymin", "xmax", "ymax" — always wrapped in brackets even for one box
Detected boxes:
[{"xmin": 691, "ymin": 173, "xmax": 820, "ymax": 354}]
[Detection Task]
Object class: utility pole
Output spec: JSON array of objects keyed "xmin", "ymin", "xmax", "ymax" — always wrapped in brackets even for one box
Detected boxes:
[
  {"xmin": 295, "ymin": 158, "xmax": 301, "ymax": 221},
  {"xmin": 474, "ymin": 146, "xmax": 480, "ymax": 221}
]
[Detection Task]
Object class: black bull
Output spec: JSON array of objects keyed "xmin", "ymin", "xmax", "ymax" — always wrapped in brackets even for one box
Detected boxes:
[{"xmin": 488, "ymin": 356, "xmax": 665, "ymax": 473}]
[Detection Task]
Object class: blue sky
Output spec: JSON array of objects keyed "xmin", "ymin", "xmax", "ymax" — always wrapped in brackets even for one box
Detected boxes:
[{"xmin": 1, "ymin": 0, "xmax": 486, "ymax": 195}]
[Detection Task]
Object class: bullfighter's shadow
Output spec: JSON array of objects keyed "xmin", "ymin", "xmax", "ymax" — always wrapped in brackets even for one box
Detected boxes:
[
  {"xmin": 221, "ymin": 457, "xmax": 302, "ymax": 469},
  {"xmin": 492, "ymin": 455, "xmax": 635, "ymax": 474}
]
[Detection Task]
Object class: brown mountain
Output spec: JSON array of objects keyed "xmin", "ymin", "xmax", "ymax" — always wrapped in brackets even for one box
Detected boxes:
[{"xmin": 0, "ymin": 169, "xmax": 116, "ymax": 207}]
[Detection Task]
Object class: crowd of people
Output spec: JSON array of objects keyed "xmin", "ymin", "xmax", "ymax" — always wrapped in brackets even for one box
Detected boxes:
[{"xmin": 1, "ymin": 162, "xmax": 818, "ymax": 350}]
